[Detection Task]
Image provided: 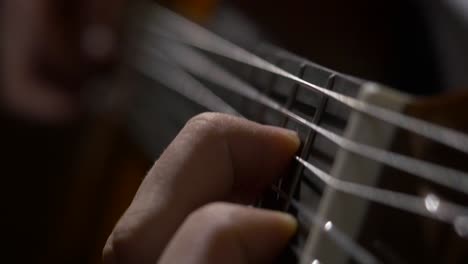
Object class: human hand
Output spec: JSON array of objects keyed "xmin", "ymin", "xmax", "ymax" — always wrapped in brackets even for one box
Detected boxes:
[{"xmin": 103, "ymin": 113, "xmax": 300, "ymax": 263}]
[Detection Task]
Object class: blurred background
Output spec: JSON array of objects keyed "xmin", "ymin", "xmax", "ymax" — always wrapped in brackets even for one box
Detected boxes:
[{"xmin": 1, "ymin": 0, "xmax": 468, "ymax": 263}]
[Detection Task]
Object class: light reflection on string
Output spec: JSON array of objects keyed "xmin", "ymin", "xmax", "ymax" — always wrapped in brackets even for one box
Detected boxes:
[
  {"xmin": 324, "ymin": 221, "xmax": 333, "ymax": 232},
  {"xmin": 424, "ymin": 193, "xmax": 440, "ymax": 213}
]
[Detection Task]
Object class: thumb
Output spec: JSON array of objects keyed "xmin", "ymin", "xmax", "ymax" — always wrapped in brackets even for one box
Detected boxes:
[{"xmin": 158, "ymin": 202, "xmax": 297, "ymax": 264}]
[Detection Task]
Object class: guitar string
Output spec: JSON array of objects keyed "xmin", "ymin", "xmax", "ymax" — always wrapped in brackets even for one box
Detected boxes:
[
  {"xmin": 249, "ymin": 42, "xmax": 365, "ymax": 85},
  {"xmin": 131, "ymin": 43, "xmax": 241, "ymax": 117},
  {"xmin": 129, "ymin": 44, "xmax": 466, "ymax": 261},
  {"xmin": 295, "ymin": 155, "xmax": 468, "ymax": 225},
  {"xmin": 127, "ymin": 48, "xmax": 382, "ymax": 264},
  {"xmin": 129, "ymin": 42, "xmax": 468, "ymax": 233},
  {"xmin": 141, "ymin": 39, "xmax": 468, "ymax": 197},
  {"xmin": 272, "ymin": 185, "xmax": 381, "ymax": 264},
  {"xmin": 140, "ymin": 3, "xmax": 468, "ymax": 155}
]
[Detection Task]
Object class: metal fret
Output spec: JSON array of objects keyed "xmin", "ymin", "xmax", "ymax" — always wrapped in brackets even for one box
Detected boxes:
[
  {"xmin": 126, "ymin": 4, "xmax": 468, "ymax": 263},
  {"xmin": 284, "ymin": 74, "xmax": 335, "ymax": 211}
]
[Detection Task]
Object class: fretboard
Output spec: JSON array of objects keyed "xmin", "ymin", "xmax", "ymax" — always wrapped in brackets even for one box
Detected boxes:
[{"xmin": 123, "ymin": 3, "xmax": 468, "ymax": 263}]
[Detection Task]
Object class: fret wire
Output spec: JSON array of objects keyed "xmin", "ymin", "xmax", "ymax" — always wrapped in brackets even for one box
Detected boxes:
[
  {"xmin": 278, "ymin": 63, "xmax": 307, "ymax": 209},
  {"xmin": 272, "ymin": 186, "xmax": 381, "ymax": 264},
  {"xmin": 145, "ymin": 3, "xmax": 468, "ymax": 155},
  {"xmin": 262, "ymin": 66, "xmax": 284, "ymax": 205},
  {"xmin": 130, "ymin": 44, "xmax": 468, "ymax": 237},
  {"xmin": 259, "ymin": 43, "xmax": 364, "ymax": 85},
  {"xmin": 280, "ymin": 62, "xmax": 305, "ymax": 127},
  {"xmin": 255, "ymin": 57, "xmax": 287, "ymax": 204},
  {"xmin": 143, "ymin": 40, "xmax": 468, "ymax": 196},
  {"xmin": 284, "ymin": 74, "xmax": 335, "ymax": 211},
  {"xmin": 278, "ymin": 63, "xmax": 306, "ymax": 208}
]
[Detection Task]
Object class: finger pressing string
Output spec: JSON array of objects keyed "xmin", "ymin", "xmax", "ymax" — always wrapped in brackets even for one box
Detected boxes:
[
  {"xmin": 103, "ymin": 113, "xmax": 299, "ymax": 264},
  {"xmin": 135, "ymin": 40, "xmax": 468, "ymax": 196},
  {"xmin": 130, "ymin": 41, "xmax": 468, "ymax": 228}
]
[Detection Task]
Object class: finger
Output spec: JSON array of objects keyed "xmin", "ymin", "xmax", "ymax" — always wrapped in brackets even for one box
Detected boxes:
[
  {"xmin": 103, "ymin": 113, "xmax": 300, "ymax": 263},
  {"xmin": 159, "ymin": 202, "xmax": 297, "ymax": 264}
]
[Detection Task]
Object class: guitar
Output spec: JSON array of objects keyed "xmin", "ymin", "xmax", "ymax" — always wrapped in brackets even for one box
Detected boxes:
[
  {"xmin": 39, "ymin": 1, "xmax": 468, "ymax": 263},
  {"xmin": 117, "ymin": 2, "xmax": 468, "ymax": 263}
]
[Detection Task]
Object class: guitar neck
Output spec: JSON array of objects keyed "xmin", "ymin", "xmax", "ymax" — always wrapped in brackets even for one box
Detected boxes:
[{"xmin": 123, "ymin": 3, "xmax": 468, "ymax": 263}]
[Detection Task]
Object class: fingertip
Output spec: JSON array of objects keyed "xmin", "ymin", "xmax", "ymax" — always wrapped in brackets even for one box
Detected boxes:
[
  {"xmin": 235, "ymin": 208, "xmax": 298, "ymax": 263},
  {"xmin": 264, "ymin": 126, "xmax": 301, "ymax": 158},
  {"xmin": 271, "ymin": 211, "xmax": 298, "ymax": 237},
  {"xmin": 276, "ymin": 128, "xmax": 301, "ymax": 152},
  {"xmin": 158, "ymin": 204, "xmax": 298, "ymax": 264}
]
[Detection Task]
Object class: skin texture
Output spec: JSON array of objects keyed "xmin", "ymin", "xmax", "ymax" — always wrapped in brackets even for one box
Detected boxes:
[{"xmin": 103, "ymin": 113, "xmax": 300, "ymax": 264}]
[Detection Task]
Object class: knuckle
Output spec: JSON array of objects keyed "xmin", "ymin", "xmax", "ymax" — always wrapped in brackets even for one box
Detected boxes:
[{"xmin": 184, "ymin": 112, "xmax": 230, "ymax": 138}]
